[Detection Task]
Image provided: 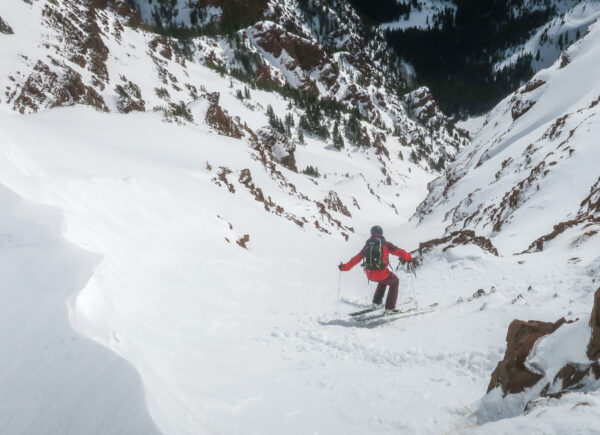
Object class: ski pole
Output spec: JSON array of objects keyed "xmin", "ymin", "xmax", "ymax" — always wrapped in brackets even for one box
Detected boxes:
[
  {"xmin": 336, "ymin": 270, "xmax": 342, "ymax": 313},
  {"xmin": 409, "ymin": 267, "xmax": 418, "ymax": 309}
]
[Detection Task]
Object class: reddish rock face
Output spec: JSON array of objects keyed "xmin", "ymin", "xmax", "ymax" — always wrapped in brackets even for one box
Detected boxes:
[
  {"xmin": 12, "ymin": 61, "xmax": 107, "ymax": 114},
  {"xmin": 487, "ymin": 318, "xmax": 568, "ymax": 395},
  {"xmin": 417, "ymin": 230, "xmax": 499, "ymax": 257},
  {"xmin": 404, "ymin": 87, "xmax": 440, "ymax": 126},
  {"xmin": 511, "ymin": 98, "xmax": 536, "ymax": 120},
  {"xmin": 587, "ymin": 288, "xmax": 600, "ymax": 360},
  {"xmin": 485, "ymin": 288, "xmax": 600, "ymax": 415},
  {"xmin": 205, "ymin": 92, "xmax": 243, "ymax": 139},
  {"xmin": 248, "ymin": 23, "xmax": 340, "ymax": 96},
  {"xmin": 323, "ymin": 191, "xmax": 351, "ymax": 218},
  {"xmin": 255, "ymin": 128, "xmax": 297, "ymax": 172},
  {"xmin": 551, "ymin": 362, "xmax": 600, "ymax": 392}
]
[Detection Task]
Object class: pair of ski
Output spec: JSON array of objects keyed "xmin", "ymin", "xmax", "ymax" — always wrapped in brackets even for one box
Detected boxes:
[{"xmin": 349, "ymin": 299, "xmax": 438, "ymax": 322}]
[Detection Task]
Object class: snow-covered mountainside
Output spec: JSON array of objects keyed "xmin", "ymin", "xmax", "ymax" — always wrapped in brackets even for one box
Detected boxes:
[
  {"xmin": 414, "ymin": 18, "xmax": 600, "ymax": 255},
  {"xmin": 0, "ymin": 0, "xmax": 467, "ymax": 171},
  {"xmin": 496, "ymin": 0, "xmax": 600, "ymax": 74},
  {"xmin": 383, "ymin": 0, "xmax": 600, "ymax": 76},
  {"xmin": 406, "ymin": 15, "xmax": 600, "ymax": 431},
  {"xmin": 1, "ymin": 0, "xmax": 599, "ymax": 434}
]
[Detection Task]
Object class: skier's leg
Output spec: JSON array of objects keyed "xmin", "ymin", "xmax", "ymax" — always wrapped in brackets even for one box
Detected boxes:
[
  {"xmin": 373, "ymin": 281, "xmax": 386, "ymax": 305},
  {"xmin": 385, "ymin": 273, "xmax": 399, "ymax": 310}
]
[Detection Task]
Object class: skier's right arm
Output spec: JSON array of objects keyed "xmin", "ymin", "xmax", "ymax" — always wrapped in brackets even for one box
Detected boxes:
[{"xmin": 340, "ymin": 251, "xmax": 364, "ymax": 271}]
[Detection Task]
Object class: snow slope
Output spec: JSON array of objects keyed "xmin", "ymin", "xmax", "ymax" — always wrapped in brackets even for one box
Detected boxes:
[
  {"xmin": 0, "ymin": 181, "xmax": 159, "ymax": 434},
  {"xmin": 1, "ymin": 103, "xmax": 599, "ymax": 434},
  {"xmin": 0, "ymin": 106, "xmax": 431, "ymax": 434},
  {"xmin": 1, "ymin": 0, "xmax": 599, "ymax": 434}
]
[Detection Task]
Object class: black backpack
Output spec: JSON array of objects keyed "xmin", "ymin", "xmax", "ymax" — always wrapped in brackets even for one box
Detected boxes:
[{"xmin": 363, "ymin": 237, "xmax": 386, "ymax": 270}]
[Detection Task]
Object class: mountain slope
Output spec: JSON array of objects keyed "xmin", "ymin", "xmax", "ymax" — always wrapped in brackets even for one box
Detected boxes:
[
  {"xmin": 2, "ymin": 1, "xmax": 599, "ymax": 434},
  {"xmin": 413, "ymin": 18, "xmax": 600, "ymax": 255},
  {"xmin": 401, "ymin": 16, "xmax": 600, "ymax": 432},
  {"xmin": 382, "ymin": 0, "xmax": 600, "ymax": 114},
  {"xmin": 0, "ymin": 0, "xmax": 467, "ymax": 172}
]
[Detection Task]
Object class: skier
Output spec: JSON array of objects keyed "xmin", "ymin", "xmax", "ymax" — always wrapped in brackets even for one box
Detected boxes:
[{"xmin": 338, "ymin": 225, "xmax": 413, "ymax": 312}]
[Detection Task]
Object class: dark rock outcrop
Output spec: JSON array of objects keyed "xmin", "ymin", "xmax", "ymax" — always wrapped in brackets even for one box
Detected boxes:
[
  {"xmin": 587, "ymin": 288, "xmax": 600, "ymax": 360},
  {"xmin": 205, "ymin": 92, "xmax": 243, "ymax": 138},
  {"xmin": 255, "ymin": 128, "xmax": 297, "ymax": 172},
  {"xmin": 247, "ymin": 22, "xmax": 337, "ymax": 95},
  {"xmin": 12, "ymin": 61, "xmax": 107, "ymax": 113},
  {"xmin": 323, "ymin": 191, "xmax": 351, "ymax": 218},
  {"xmin": 404, "ymin": 87, "xmax": 445, "ymax": 127},
  {"xmin": 0, "ymin": 16, "xmax": 14, "ymax": 34},
  {"xmin": 487, "ymin": 318, "xmax": 569, "ymax": 395},
  {"xmin": 416, "ymin": 230, "xmax": 499, "ymax": 257},
  {"xmin": 484, "ymin": 288, "xmax": 600, "ymax": 418},
  {"xmin": 511, "ymin": 97, "xmax": 536, "ymax": 120}
]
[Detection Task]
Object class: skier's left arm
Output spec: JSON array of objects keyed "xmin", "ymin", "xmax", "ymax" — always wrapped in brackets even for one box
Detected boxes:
[{"xmin": 386, "ymin": 242, "xmax": 413, "ymax": 262}]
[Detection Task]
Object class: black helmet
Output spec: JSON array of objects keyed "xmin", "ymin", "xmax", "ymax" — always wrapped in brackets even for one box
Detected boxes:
[{"xmin": 370, "ymin": 225, "xmax": 383, "ymax": 236}]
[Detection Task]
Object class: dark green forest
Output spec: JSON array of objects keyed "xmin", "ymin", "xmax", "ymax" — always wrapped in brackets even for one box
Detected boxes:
[{"xmin": 353, "ymin": 0, "xmax": 559, "ymax": 114}]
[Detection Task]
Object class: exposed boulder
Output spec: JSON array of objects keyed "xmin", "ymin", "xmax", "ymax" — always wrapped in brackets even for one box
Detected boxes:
[
  {"xmin": 487, "ymin": 318, "xmax": 570, "ymax": 395},
  {"xmin": 511, "ymin": 97, "xmax": 536, "ymax": 120},
  {"xmin": 522, "ymin": 78, "xmax": 545, "ymax": 94},
  {"xmin": 0, "ymin": 16, "xmax": 14, "ymax": 34},
  {"xmin": 550, "ymin": 361, "xmax": 600, "ymax": 393},
  {"xmin": 480, "ymin": 288, "xmax": 600, "ymax": 421}
]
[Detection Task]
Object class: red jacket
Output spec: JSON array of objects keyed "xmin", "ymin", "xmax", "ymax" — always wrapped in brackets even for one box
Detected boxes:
[{"xmin": 340, "ymin": 235, "xmax": 412, "ymax": 282}]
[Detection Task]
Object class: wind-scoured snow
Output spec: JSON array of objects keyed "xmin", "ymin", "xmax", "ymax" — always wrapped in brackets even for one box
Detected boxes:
[{"xmin": 0, "ymin": 178, "xmax": 159, "ymax": 434}]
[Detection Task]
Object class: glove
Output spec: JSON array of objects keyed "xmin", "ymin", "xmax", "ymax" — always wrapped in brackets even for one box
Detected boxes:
[{"xmin": 338, "ymin": 262, "xmax": 343, "ymax": 271}]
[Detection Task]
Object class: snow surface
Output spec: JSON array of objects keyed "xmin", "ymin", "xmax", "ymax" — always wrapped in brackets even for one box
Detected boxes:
[
  {"xmin": 0, "ymin": 181, "xmax": 159, "ymax": 434},
  {"xmin": 1, "ymin": 104, "xmax": 599, "ymax": 433},
  {"xmin": 1, "ymin": 0, "xmax": 599, "ymax": 433}
]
